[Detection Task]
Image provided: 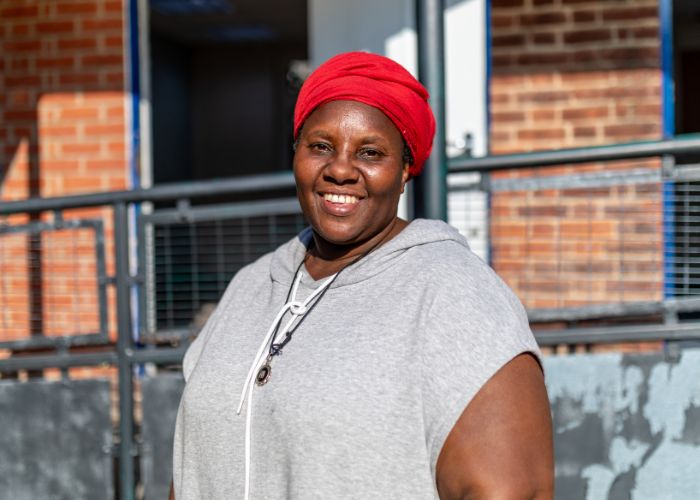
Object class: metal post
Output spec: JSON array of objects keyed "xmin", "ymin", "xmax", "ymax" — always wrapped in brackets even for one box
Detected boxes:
[
  {"xmin": 415, "ymin": 0, "xmax": 448, "ymax": 221},
  {"xmin": 114, "ymin": 202, "xmax": 135, "ymax": 500}
]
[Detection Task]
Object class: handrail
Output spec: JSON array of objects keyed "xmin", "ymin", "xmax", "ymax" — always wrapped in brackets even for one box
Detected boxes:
[
  {"xmin": 3, "ymin": 135, "xmax": 700, "ymax": 215},
  {"xmin": 448, "ymin": 134, "xmax": 700, "ymax": 173},
  {"xmin": 0, "ymin": 170, "xmax": 296, "ymax": 215}
]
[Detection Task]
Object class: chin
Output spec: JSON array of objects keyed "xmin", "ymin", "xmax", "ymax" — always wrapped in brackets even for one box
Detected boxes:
[{"xmin": 312, "ymin": 227, "xmax": 361, "ymax": 247}]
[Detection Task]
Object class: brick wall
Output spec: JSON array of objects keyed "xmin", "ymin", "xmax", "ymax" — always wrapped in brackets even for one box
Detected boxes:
[
  {"xmin": 0, "ymin": 0, "xmax": 128, "ymax": 343},
  {"xmin": 489, "ymin": 0, "xmax": 664, "ymax": 310}
]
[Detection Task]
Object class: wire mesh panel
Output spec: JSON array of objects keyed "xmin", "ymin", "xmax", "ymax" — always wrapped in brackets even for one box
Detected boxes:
[
  {"xmin": 670, "ymin": 179, "xmax": 700, "ymax": 297},
  {"xmin": 0, "ymin": 219, "xmax": 107, "ymax": 345},
  {"xmin": 448, "ymin": 172, "xmax": 489, "ymax": 261},
  {"xmin": 140, "ymin": 198, "xmax": 305, "ymax": 338}
]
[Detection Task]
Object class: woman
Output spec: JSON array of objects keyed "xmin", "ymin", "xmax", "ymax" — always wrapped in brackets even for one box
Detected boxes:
[{"xmin": 172, "ymin": 52, "xmax": 553, "ymax": 499}]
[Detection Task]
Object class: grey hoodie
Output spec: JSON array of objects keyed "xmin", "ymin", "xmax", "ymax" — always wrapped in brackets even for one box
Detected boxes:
[{"xmin": 173, "ymin": 219, "xmax": 539, "ymax": 499}]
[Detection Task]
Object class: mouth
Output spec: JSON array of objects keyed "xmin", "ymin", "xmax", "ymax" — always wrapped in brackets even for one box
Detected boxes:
[
  {"xmin": 322, "ymin": 193, "xmax": 359, "ymax": 205},
  {"xmin": 318, "ymin": 192, "xmax": 363, "ymax": 216}
]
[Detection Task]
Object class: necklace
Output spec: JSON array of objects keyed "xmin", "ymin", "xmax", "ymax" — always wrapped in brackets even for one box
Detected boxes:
[
  {"xmin": 242, "ymin": 224, "xmax": 401, "ymax": 393},
  {"xmin": 254, "ymin": 255, "xmax": 340, "ymax": 386}
]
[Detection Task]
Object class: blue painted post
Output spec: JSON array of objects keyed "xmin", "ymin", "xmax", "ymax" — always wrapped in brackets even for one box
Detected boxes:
[{"xmin": 660, "ymin": 0, "xmax": 675, "ymax": 299}]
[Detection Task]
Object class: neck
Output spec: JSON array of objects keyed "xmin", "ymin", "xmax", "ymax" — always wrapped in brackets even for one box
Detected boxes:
[{"xmin": 304, "ymin": 218, "xmax": 408, "ymax": 280}]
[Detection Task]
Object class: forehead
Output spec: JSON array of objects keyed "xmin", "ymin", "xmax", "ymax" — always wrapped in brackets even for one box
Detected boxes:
[{"xmin": 301, "ymin": 100, "xmax": 403, "ymax": 144}]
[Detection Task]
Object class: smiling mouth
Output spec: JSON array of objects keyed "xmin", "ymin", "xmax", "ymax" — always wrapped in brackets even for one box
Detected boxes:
[{"xmin": 322, "ymin": 193, "xmax": 359, "ymax": 204}]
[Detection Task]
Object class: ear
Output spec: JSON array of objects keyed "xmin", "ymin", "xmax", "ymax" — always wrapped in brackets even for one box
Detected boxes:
[{"xmin": 400, "ymin": 162, "xmax": 411, "ymax": 193}]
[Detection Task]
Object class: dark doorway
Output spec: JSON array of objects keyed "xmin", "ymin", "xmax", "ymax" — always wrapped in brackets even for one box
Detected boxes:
[
  {"xmin": 674, "ymin": 0, "xmax": 700, "ymax": 136},
  {"xmin": 148, "ymin": 0, "xmax": 308, "ymax": 185}
]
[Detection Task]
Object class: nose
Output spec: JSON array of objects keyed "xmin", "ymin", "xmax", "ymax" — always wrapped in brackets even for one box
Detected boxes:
[{"xmin": 323, "ymin": 150, "xmax": 359, "ymax": 185}]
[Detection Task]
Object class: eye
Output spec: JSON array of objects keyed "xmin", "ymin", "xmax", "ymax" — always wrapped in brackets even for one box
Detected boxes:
[
  {"xmin": 358, "ymin": 147, "xmax": 384, "ymax": 160},
  {"xmin": 308, "ymin": 142, "xmax": 332, "ymax": 153}
]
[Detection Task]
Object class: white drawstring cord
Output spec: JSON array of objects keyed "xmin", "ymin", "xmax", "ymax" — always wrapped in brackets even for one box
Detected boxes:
[{"xmin": 237, "ymin": 270, "xmax": 337, "ymax": 500}]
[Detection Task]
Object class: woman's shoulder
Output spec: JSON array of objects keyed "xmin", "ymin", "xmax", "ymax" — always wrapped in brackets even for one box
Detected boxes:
[
  {"xmin": 403, "ymin": 228, "xmax": 497, "ymax": 287},
  {"xmin": 401, "ymin": 228, "xmax": 527, "ymax": 324}
]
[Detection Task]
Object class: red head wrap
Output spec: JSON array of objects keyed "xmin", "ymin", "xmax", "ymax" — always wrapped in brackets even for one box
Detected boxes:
[{"xmin": 293, "ymin": 51, "xmax": 436, "ymax": 176}]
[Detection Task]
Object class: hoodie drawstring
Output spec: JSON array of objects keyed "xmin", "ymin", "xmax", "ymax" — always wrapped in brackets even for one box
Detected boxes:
[{"xmin": 236, "ymin": 270, "xmax": 338, "ymax": 500}]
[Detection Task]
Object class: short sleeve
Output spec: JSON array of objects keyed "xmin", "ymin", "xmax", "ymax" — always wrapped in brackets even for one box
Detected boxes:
[{"xmin": 419, "ymin": 255, "xmax": 540, "ymax": 474}]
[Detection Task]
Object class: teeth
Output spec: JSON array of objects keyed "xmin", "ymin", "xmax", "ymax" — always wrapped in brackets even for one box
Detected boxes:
[{"xmin": 324, "ymin": 194, "xmax": 358, "ymax": 204}]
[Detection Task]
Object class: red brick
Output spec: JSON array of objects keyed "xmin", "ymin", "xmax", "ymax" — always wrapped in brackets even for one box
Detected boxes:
[
  {"xmin": 62, "ymin": 143, "xmax": 101, "ymax": 155},
  {"xmin": 5, "ymin": 73, "xmax": 42, "ymax": 86},
  {"xmin": 4, "ymin": 40, "xmax": 41, "ymax": 52},
  {"xmin": 84, "ymin": 159, "xmax": 125, "ymax": 170},
  {"xmin": 58, "ymin": 73, "xmax": 100, "ymax": 86},
  {"xmin": 493, "ymin": 34, "xmax": 526, "ymax": 48},
  {"xmin": 104, "ymin": 36, "xmax": 123, "ymax": 49},
  {"xmin": 0, "ymin": 5, "xmax": 39, "ymax": 17},
  {"xmin": 4, "ymin": 110, "xmax": 36, "ymax": 121},
  {"xmin": 562, "ymin": 107, "xmax": 609, "ymax": 120},
  {"xmin": 58, "ymin": 38, "xmax": 98, "ymax": 50},
  {"xmin": 10, "ymin": 23, "xmax": 31, "ymax": 36},
  {"xmin": 564, "ymin": 29, "xmax": 611, "ymax": 45},
  {"xmin": 492, "ymin": 15, "xmax": 516, "ymax": 28},
  {"xmin": 105, "ymin": 1, "xmax": 124, "ymax": 13},
  {"xmin": 517, "ymin": 128, "xmax": 566, "ymax": 140},
  {"xmin": 492, "ymin": 54, "xmax": 514, "ymax": 68},
  {"xmin": 60, "ymin": 108, "xmax": 100, "ymax": 120},
  {"xmin": 82, "ymin": 54, "xmax": 122, "ymax": 67},
  {"xmin": 517, "ymin": 52, "xmax": 569, "ymax": 66},
  {"xmin": 573, "ymin": 10, "xmax": 596, "ymax": 23},
  {"xmin": 521, "ymin": 12, "xmax": 567, "ymax": 26},
  {"xmin": 105, "ymin": 72, "xmax": 125, "ymax": 85},
  {"xmin": 36, "ymin": 21, "xmax": 74, "ymax": 34},
  {"xmin": 628, "ymin": 26, "xmax": 659, "ymax": 40},
  {"xmin": 492, "ymin": 111, "xmax": 526, "ymax": 122},
  {"xmin": 532, "ymin": 32, "xmax": 556, "ymax": 45},
  {"xmin": 604, "ymin": 124, "xmax": 660, "ymax": 138},
  {"xmin": 602, "ymin": 7, "xmax": 659, "ymax": 22},
  {"xmin": 63, "ymin": 178, "xmax": 103, "ymax": 192},
  {"xmin": 56, "ymin": 2, "xmax": 98, "ymax": 15},
  {"xmin": 518, "ymin": 90, "xmax": 570, "ymax": 104},
  {"xmin": 39, "ymin": 125, "xmax": 79, "ymax": 136},
  {"xmin": 492, "ymin": 0, "xmax": 525, "ymax": 7},
  {"xmin": 574, "ymin": 126, "xmax": 596, "ymax": 138},
  {"xmin": 107, "ymin": 106, "xmax": 125, "ymax": 118},
  {"xmin": 36, "ymin": 57, "xmax": 75, "ymax": 69},
  {"xmin": 84, "ymin": 124, "xmax": 125, "ymax": 136},
  {"xmin": 81, "ymin": 19, "xmax": 123, "ymax": 32},
  {"xmin": 601, "ymin": 47, "xmax": 659, "ymax": 63},
  {"xmin": 107, "ymin": 141, "xmax": 126, "ymax": 154}
]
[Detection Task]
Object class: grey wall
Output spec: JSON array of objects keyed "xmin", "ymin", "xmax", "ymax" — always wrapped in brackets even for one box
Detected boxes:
[
  {"xmin": 0, "ymin": 379, "xmax": 113, "ymax": 500},
  {"xmin": 545, "ymin": 348, "xmax": 700, "ymax": 499}
]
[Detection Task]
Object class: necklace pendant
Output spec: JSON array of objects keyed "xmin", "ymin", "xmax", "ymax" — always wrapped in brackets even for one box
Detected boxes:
[{"xmin": 256, "ymin": 358, "xmax": 272, "ymax": 386}]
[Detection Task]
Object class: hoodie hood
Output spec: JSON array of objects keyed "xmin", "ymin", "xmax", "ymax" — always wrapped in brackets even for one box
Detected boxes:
[{"xmin": 269, "ymin": 219, "xmax": 470, "ymax": 288}]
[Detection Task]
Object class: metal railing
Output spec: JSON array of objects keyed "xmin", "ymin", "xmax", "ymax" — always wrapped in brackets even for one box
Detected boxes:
[
  {"xmin": 3, "ymin": 136, "xmax": 700, "ymax": 497},
  {"xmin": 447, "ymin": 134, "xmax": 700, "ymax": 345},
  {"xmin": 0, "ymin": 172, "xmax": 296, "ymax": 500}
]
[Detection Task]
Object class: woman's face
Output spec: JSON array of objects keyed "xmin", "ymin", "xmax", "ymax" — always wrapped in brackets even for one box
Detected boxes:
[{"xmin": 293, "ymin": 100, "xmax": 410, "ymax": 251}]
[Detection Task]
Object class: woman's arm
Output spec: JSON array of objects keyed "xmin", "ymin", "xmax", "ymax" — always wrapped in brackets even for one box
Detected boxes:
[{"xmin": 436, "ymin": 353, "xmax": 553, "ymax": 499}]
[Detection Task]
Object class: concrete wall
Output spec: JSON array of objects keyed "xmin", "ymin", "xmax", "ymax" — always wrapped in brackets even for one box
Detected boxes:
[{"xmin": 545, "ymin": 347, "xmax": 700, "ymax": 499}]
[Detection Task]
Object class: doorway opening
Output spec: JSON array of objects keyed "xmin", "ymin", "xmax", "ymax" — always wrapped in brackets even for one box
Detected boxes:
[{"xmin": 148, "ymin": 0, "xmax": 308, "ymax": 185}]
